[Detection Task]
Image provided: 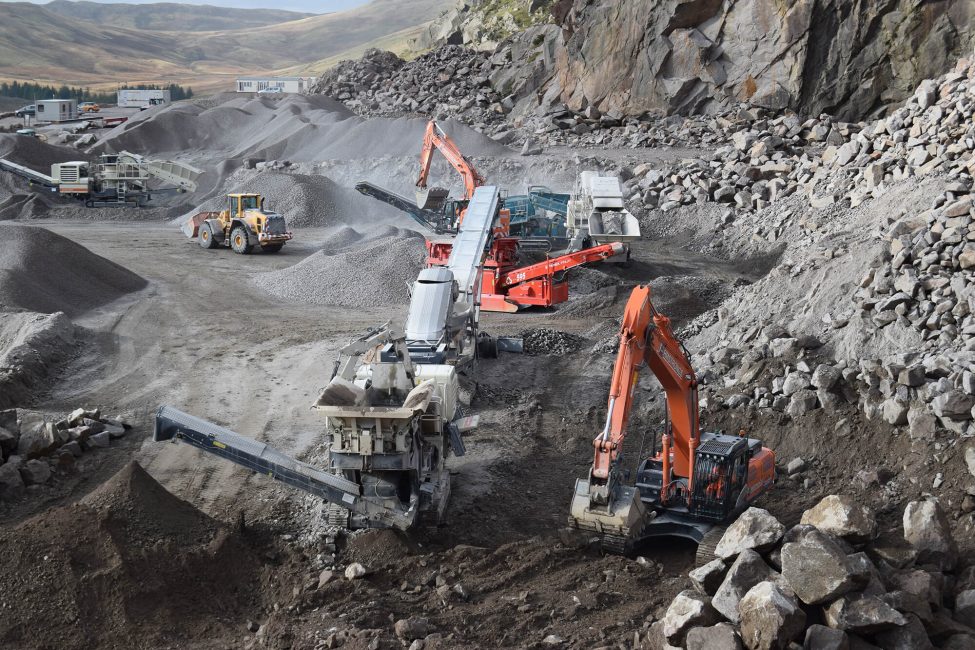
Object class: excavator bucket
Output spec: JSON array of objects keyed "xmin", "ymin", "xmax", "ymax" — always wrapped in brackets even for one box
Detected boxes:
[
  {"xmin": 416, "ymin": 186, "xmax": 450, "ymax": 211},
  {"xmin": 567, "ymin": 477, "xmax": 652, "ymax": 553}
]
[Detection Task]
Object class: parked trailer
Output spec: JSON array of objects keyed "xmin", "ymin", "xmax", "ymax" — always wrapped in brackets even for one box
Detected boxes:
[{"xmin": 117, "ymin": 89, "xmax": 171, "ymax": 109}]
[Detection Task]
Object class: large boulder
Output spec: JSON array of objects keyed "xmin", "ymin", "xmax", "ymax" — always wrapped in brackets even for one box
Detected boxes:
[
  {"xmin": 715, "ymin": 508, "xmax": 785, "ymax": 560},
  {"xmin": 824, "ymin": 594, "xmax": 907, "ymax": 634},
  {"xmin": 954, "ymin": 590, "xmax": 975, "ymax": 628},
  {"xmin": 713, "ymin": 549, "xmax": 780, "ymax": 623},
  {"xmin": 802, "ymin": 624, "xmax": 849, "ymax": 649},
  {"xmin": 685, "ymin": 623, "xmax": 741, "ymax": 650},
  {"xmin": 662, "ymin": 590, "xmax": 720, "ymax": 645},
  {"xmin": 0, "ymin": 427, "xmax": 17, "ymax": 460},
  {"xmin": 19, "ymin": 458, "xmax": 51, "ymax": 485},
  {"xmin": 0, "ymin": 462, "xmax": 25, "ymax": 500},
  {"xmin": 903, "ymin": 498, "xmax": 958, "ymax": 570},
  {"xmin": 800, "ymin": 495, "xmax": 878, "ymax": 543},
  {"xmin": 689, "ymin": 558, "xmax": 727, "ymax": 595},
  {"xmin": 781, "ymin": 527, "xmax": 858, "ymax": 605},
  {"xmin": 873, "ymin": 613, "xmax": 934, "ymax": 649},
  {"xmin": 738, "ymin": 581, "xmax": 806, "ymax": 650},
  {"xmin": 15, "ymin": 412, "xmax": 60, "ymax": 457}
]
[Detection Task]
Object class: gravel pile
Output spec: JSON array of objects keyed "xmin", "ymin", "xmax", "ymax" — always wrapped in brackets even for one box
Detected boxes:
[
  {"xmin": 519, "ymin": 328, "xmax": 584, "ymax": 356},
  {"xmin": 252, "ymin": 230, "xmax": 425, "ymax": 308},
  {"xmin": 0, "ymin": 224, "xmax": 146, "ymax": 316}
]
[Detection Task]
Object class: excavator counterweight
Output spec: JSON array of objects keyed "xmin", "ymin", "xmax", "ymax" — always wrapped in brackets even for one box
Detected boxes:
[{"xmin": 568, "ymin": 285, "xmax": 776, "ymax": 552}]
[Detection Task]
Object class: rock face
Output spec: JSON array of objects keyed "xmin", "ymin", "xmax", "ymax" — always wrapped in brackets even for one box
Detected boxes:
[{"xmin": 549, "ymin": 0, "xmax": 975, "ymax": 119}]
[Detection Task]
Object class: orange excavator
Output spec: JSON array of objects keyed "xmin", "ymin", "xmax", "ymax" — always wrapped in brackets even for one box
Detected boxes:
[
  {"xmin": 568, "ymin": 285, "xmax": 776, "ymax": 554},
  {"xmin": 415, "ymin": 120, "xmax": 486, "ymax": 214}
]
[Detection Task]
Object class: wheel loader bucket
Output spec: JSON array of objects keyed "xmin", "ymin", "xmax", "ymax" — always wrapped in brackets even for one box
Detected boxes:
[
  {"xmin": 416, "ymin": 186, "xmax": 450, "ymax": 211},
  {"xmin": 180, "ymin": 211, "xmax": 219, "ymax": 239}
]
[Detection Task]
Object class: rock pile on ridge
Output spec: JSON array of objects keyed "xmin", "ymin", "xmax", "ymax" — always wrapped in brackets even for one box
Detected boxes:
[{"xmin": 312, "ymin": 46, "xmax": 505, "ymax": 128}]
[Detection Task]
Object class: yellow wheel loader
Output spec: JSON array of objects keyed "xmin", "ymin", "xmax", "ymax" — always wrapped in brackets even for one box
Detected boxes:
[{"xmin": 181, "ymin": 193, "xmax": 293, "ymax": 254}]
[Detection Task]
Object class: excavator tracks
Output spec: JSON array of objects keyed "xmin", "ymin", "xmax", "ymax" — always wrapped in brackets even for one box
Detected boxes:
[{"xmin": 694, "ymin": 524, "xmax": 727, "ymax": 565}]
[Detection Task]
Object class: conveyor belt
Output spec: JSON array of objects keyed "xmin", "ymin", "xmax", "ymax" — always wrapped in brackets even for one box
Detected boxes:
[
  {"xmin": 154, "ymin": 405, "xmax": 417, "ymax": 530},
  {"xmin": 355, "ymin": 180, "xmax": 449, "ymax": 233},
  {"xmin": 0, "ymin": 158, "xmax": 57, "ymax": 188},
  {"xmin": 447, "ymin": 185, "xmax": 499, "ymax": 301}
]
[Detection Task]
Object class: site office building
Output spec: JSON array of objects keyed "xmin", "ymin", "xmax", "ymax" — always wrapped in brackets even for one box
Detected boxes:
[
  {"xmin": 235, "ymin": 77, "xmax": 314, "ymax": 93},
  {"xmin": 35, "ymin": 99, "xmax": 77, "ymax": 122}
]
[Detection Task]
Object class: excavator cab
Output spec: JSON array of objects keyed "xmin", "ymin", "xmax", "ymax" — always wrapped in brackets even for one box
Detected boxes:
[{"xmin": 635, "ymin": 431, "xmax": 773, "ymax": 528}]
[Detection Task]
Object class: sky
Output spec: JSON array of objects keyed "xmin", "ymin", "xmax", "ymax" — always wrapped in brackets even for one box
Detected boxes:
[{"xmin": 3, "ymin": 0, "xmax": 371, "ymax": 12}]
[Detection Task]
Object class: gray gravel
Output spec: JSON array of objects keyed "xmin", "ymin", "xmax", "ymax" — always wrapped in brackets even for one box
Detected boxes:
[
  {"xmin": 0, "ymin": 224, "xmax": 146, "ymax": 316},
  {"xmin": 251, "ymin": 230, "xmax": 425, "ymax": 308}
]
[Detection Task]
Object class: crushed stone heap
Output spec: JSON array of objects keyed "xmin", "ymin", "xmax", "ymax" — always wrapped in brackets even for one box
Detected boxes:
[{"xmin": 0, "ymin": 224, "xmax": 146, "ymax": 316}]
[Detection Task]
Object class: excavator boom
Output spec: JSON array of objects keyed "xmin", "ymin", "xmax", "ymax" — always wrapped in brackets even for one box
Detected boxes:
[{"xmin": 415, "ymin": 120, "xmax": 486, "ymax": 210}]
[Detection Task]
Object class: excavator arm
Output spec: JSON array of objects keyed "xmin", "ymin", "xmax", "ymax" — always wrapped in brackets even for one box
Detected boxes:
[
  {"xmin": 415, "ymin": 121, "xmax": 486, "ymax": 209},
  {"xmin": 591, "ymin": 285, "xmax": 699, "ymax": 496}
]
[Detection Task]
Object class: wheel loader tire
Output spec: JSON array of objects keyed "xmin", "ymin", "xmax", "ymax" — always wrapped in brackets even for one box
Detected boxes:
[
  {"xmin": 198, "ymin": 223, "xmax": 219, "ymax": 249},
  {"xmin": 262, "ymin": 243, "xmax": 283, "ymax": 253},
  {"xmin": 230, "ymin": 226, "xmax": 252, "ymax": 255}
]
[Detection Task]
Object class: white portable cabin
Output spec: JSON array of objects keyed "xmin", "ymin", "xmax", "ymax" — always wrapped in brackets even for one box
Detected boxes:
[
  {"xmin": 35, "ymin": 99, "xmax": 77, "ymax": 123},
  {"xmin": 117, "ymin": 89, "xmax": 171, "ymax": 108},
  {"xmin": 235, "ymin": 76, "xmax": 315, "ymax": 94}
]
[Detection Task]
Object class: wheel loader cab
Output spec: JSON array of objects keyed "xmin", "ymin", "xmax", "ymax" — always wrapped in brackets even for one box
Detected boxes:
[{"xmin": 229, "ymin": 193, "xmax": 262, "ymax": 217}]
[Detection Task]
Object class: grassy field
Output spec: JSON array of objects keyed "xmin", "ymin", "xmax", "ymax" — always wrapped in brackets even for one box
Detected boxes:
[{"xmin": 0, "ymin": 0, "xmax": 458, "ymax": 94}]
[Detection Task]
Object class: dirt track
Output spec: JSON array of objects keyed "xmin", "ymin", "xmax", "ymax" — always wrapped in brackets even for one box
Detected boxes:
[{"xmin": 24, "ymin": 219, "xmax": 752, "ymax": 528}]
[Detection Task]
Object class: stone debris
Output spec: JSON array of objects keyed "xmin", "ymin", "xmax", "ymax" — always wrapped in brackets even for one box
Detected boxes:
[
  {"xmin": 667, "ymin": 495, "xmax": 969, "ymax": 649},
  {"xmin": 344, "ymin": 562, "xmax": 368, "ymax": 580},
  {"xmin": 519, "ymin": 328, "xmax": 584, "ymax": 356},
  {"xmin": 0, "ymin": 407, "xmax": 130, "ymax": 500}
]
